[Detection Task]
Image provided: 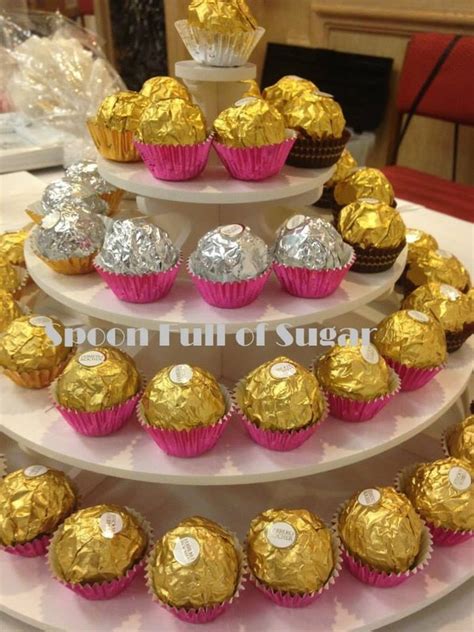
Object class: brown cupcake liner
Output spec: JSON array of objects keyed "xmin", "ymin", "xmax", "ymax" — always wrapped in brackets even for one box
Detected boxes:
[
  {"xmin": 87, "ymin": 120, "xmax": 141, "ymax": 163},
  {"xmin": 3, "ymin": 349, "xmax": 75, "ymax": 389},
  {"xmin": 286, "ymin": 128, "xmax": 351, "ymax": 169},
  {"xmin": 446, "ymin": 324, "xmax": 472, "ymax": 353},
  {"xmin": 100, "ymin": 189, "xmax": 125, "ymax": 216},
  {"xmin": 347, "ymin": 240, "xmax": 406, "ymax": 273},
  {"xmin": 314, "ymin": 186, "xmax": 337, "ymax": 210}
]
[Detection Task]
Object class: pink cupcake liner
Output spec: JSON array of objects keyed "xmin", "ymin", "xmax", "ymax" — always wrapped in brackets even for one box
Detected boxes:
[
  {"xmin": 273, "ymin": 249, "xmax": 355, "ymax": 298},
  {"xmin": 187, "ymin": 260, "xmax": 271, "ymax": 308},
  {"xmin": 94, "ymin": 257, "xmax": 181, "ymax": 304},
  {"xmin": 383, "ymin": 357, "xmax": 444, "ymax": 391},
  {"xmin": 213, "ymin": 134, "xmax": 296, "ymax": 181},
  {"xmin": 2, "ymin": 534, "xmax": 51, "ymax": 558},
  {"xmin": 134, "ymin": 137, "xmax": 212, "ymax": 181}
]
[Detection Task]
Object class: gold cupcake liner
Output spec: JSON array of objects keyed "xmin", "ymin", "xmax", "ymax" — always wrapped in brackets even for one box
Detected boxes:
[
  {"xmin": 87, "ymin": 119, "xmax": 141, "ymax": 163},
  {"xmin": 38, "ymin": 252, "xmax": 97, "ymax": 275},
  {"xmin": 3, "ymin": 349, "xmax": 75, "ymax": 389},
  {"xmin": 100, "ymin": 189, "xmax": 125, "ymax": 215},
  {"xmin": 25, "ymin": 209, "xmax": 42, "ymax": 225}
]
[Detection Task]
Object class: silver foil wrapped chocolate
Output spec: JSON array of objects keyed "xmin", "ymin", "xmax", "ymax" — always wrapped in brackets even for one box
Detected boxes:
[
  {"xmin": 273, "ymin": 214, "xmax": 352, "ymax": 269},
  {"xmin": 189, "ymin": 224, "xmax": 271, "ymax": 282},
  {"xmin": 64, "ymin": 160, "xmax": 117, "ymax": 195},
  {"xmin": 35, "ymin": 208, "xmax": 106, "ymax": 260},
  {"xmin": 41, "ymin": 178, "xmax": 108, "ymax": 217},
  {"xmin": 95, "ymin": 218, "xmax": 179, "ymax": 275}
]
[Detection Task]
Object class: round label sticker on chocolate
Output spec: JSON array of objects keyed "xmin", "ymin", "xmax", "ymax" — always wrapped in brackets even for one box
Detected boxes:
[
  {"xmin": 266, "ymin": 522, "xmax": 297, "ymax": 548},
  {"xmin": 79, "ymin": 351, "xmax": 106, "ymax": 368},
  {"xmin": 234, "ymin": 96, "xmax": 259, "ymax": 107},
  {"xmin": 358, "ymin": 488, "xmax": 381, "ymax": 506},
  {"xmin": 169, "ymin": 364, "xmax": 193, "ymax": 385},
  {"xmin": 29, "ymin": 316, "xmax": 52, "ymax": 328},
  {"xmin": 286, "ymin": 214, "xmax": 305, "ymax": 230},
  {"xmin": 361, "ymin": 344, "xmax": 379, "ymax": 364},
  {"xmin": 99, "ymin": 512, "xmax": 123, "ymax": 539},
  {"xmin": 220, "ymin": 224, "xmax": 244, "ymax": 238},
  {"xmin": 405, "ymin": 230, "xmax": 421, "ymax": 244},
  {"xmin": 436, "ymin": 249, "xmax": 452, "ymax": 259},
  {"xmin": 440, "ymin": 284, "xmax": 460, "ymax": 301},
  {"xmin": 41, "ymin": 211, "xmax": 60, "ymax": 230},
  {"xmin": 448, "ymin": 466, "xmax": 471, "ymax": 491},
  {"xmin": 314, "ymin": 90, "xmax": 334, "ymax": 99},
  {"xmin": 358, "ymin": 197, "xmax": 380, "ymax": 205},
  {"xmin": 270, "ymin": 362, "xmax": 297, "ymax": 379},
  {"xmin": 408, "ymin": 310, "xmax": 430, "ymax": 323},
  {"xmin": 173, "ymin": 536, "xmax": 200, "ymax": 566},
  {"xmin": 24, "ymin": 465, "xmax": 48, "ymax": 478}
]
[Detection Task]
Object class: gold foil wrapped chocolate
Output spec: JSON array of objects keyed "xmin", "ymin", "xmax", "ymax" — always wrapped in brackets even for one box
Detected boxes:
[
  {"xmin": 0, "ymin": 466, "xmax": 76, "ymax": 546},
  {"xmin": 0, "ymin": 257, "xmax": 22, "ymax": 294},
  {"xmin": 240, "ymin": 79, "xmax": 261, "ymax": 98},
  {"xmin": 338, "ymin": 486, "xmax": 423, "ymax": 573},
  {"xmin": 50, "ymin": 504, "xmax": 148, "ymax": 584},
  {"xmin": 246, "ymin": 508, "xmax": 334, "ymax": 594},
  {"xmin": 338, "ymin": 199, "xmax": 406, "ymax": 250},
  {"xmin": 405, "ymin": 228, "xmax": 438, "ymax": 265},
  {"xmin": 334, "ymin": 167, "xmax": 395, "ymax": 207},
  {"xmin": 141, "ymin": 364, "xmax": 225, "ymax": 430},
  {"xmin": 373, "ymin": 309, "xmax": 447, "ymax": 368},
  {"xmin": 447, "ymin": 416, "xmax": 474, "ymax": 468},
  {"xmin": 0, "ymin": 314, "xmax": 70, "ymax": 372},
  {"xmin": 402, "ymin": 283, "xmax": 471, "ymax": 333},
  {"xmin": 0, "ymin": 230, "xmax": 28, "ymax": 266},
  {"xmin": 0, "ymin": 290, "xmax": 22, "ymax": 332},
  {"xmin": 213, "ymin": 97, "xmax": 286, "ymax": 148},
  {"xmin": 188, "ymin": 0, "xmax": 257, "ymax": 33},
  {"xmin": 404, "ymin": 458, "xmax": 474, "ymax": 531},
  {"xmin": 283, "ymin": 92, "xmax": 346, "ymax": 140},
  {"xmin": 406, "ymin": 249, "xmax": 471, "ymax": 292},
  {"xmin": 315, "ymin": 342, "xmax": 391, "ymax": 401},
  {"xmin": 95, "ymin": 91, "xmax": 151, "ymax": 132},
  {"xmin": 135, "ymin": 98, "xmax": 207, "ymax": 145},
  {"xmin": 325, "ymin": 149, "xmax": 358, "ymax": 188},
  {"xmin": 56, "ymin": 348, "xmax": 141, "ymax": 412},
  {"xmin": 263, "ymin": 76, "xmax": 318, "ymax": 113},
  {"xmin": 237, "ymin": 356, "xmax": 326, "ymax": 431},
  {"xmin": 140, "ymin": 76, "xmax": 191, "ymax": 103},
  {"xmin": 149, "ymin": 516, "xmax": 241, "ymax": 609}
]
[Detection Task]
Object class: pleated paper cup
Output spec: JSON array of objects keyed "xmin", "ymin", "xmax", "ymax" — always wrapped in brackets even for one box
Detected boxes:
[
  {"xmin": 87, "ymin": 119, "xmax": 141, "ymax": 162},
  {"xmin": 134, "ymin": 136, "xmax": 212, "ymax": 181},
  {"xmin": 286, "ymin": 128, "xmax": 351, "ymax": 169},
  {"xmin": 100, "ymin": 188, "xmax": 125, "ymax": 215},
  {"xmin": 3, "ymin": 348, "xmax": 75, "ymax": 390},
  {"xmin": 383, "ymin": 356, "xmax": 445, "ymax": 392},
  {"xmin": 9, "ymin": 266, "xmax": 29, "ymax": 298}
]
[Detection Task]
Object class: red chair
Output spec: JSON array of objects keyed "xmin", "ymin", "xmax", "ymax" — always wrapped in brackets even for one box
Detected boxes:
[{"xmin": 382, "ymin": 33, "xmax": 474, "ymax": 221}]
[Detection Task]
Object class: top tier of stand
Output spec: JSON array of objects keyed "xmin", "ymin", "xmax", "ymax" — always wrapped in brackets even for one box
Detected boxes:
[{"xmin": 175, "ymin": 60, "xmax": 257, "ymax": 82}]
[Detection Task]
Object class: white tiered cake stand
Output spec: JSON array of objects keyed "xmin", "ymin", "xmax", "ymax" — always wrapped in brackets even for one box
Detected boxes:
[{"xmin": 1, "ymin": 59, "xmax": 473, "ymax": 632}]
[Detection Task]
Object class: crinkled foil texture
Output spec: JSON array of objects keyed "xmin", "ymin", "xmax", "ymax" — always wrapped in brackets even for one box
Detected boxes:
[
  {"xmin": 283, "ymin": 92, "xmax": 346, "ymax": 139},
  {"xmin": 0, "ymin": 290, "xmax": 22, "ymax": 332},
  {"xmin": 373, "ymin": 310, "xmax": 447, "ymax": 368},
  {"xmin": 325, "ymin": 149, "xmax": 358, "ymax": 188},
  {"xmin": 338, "ymin": 487, "xmax": 423, "ymax": 573},
  {"xmin": 0, "ymin": 230, "xmax": 29, "ymax": 266},
  {"xmin": 56, "ymin": 348, "xmax": 140, "ymax": 412},
  {"xmin": 140, "ymin": 76, "xmax": 191, "ymax": 103},
  {"xmin": 0, "ymin": 468, "xmax": 77, "ymax": 546},
  {"xmin": 142, "ymin": 365, "xmax": 225, "ymax": 430},
  {"xmin": 190, "ymin": 225, "xmax": 271, "ymax": 282},
  {"xmin": 263, "ymin": 76, "xmax": 318, "ymax": 113},
  {"xmin": 334, "ymin": 168, "xmax": 394, "ymax": 207},
  {"xmin": 402, "ymin": 282, "xmax": 471, "ymax": 333},
  {"xmin": 135, "ymin": 98, "xmax": 207, "ymax": 145},
  {"xmin": 65, "ymin": 160, "xmax": 116, "ymax": 195},
  {"xmin": 51, "ymin": 504, "xmax": 148, "ymax": 584},
  {"xmin": 406, "ymin": 249, "xmax": 470, "ymax": 292},
  {"xmin": 239, "ymin": 356, "xmax": 326, "ymax": 431},
  {"xmin": 41, "ymin": 179, "xmax": 108, "ymax": 217},
  {"xmin": 405, "ymin": 458, "xmax": 474, "ymax": 531},
  {"xmin": 338, "ymin": 200, "xmax": 406, "ymax": 249},
  {"xmin": 273, "ymin": 215, "xmax": 351, "ymax": 270},
  {"xmin": 0, "ymin": 314, "xmax": 69, "ymax": 371},
  {"xmin": 467, "ymin": 289, "xmax": 474, "ymax": 323},
  {"xmin": 96, "ymin": 91, "xmax": 151, "ymax": 132},
  {"xmin": 247, "ymin": 508, "xmax": 334, "ymax": 594},
  {"xmin": 188, "ymin": 0, "xmax": 258, "ymax": 33},
  {"xmin": 315, "ymin": 343, "xmax": 391, "ymax": 401},
  {"xmin": 214, "ymin": 98, "xmax": 286, "ymax": 147},
  {"xmin": 240, "ymin": 79, "xmax": 261, "ymax": 98},
  {"xmin": 447, "ymin": 416, "xmax": 474, "ymax": 468},
  {"xmin": 35, "ymin": 208, "xmax": 105, "ymax": 261},
  {"xmin": 149, "ymin": 516, "xmax": 240, "ymax": 609},
  {"xmin": 405, "ymin": 229, "xmax": 439, "ymax": 266},
  {"xmin": 0, "ymin": 258, "xmax": 21, "ymax": 293}
]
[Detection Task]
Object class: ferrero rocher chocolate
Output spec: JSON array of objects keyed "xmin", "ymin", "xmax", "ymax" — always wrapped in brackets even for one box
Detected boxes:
[
  {"xmin": 325, "ymin": 149, "xmax": 358, "ymax": 188},
  {"xmin": 50, "ymin": 504, "xmax": 148, "ymax": 584},
  {"xmin": 338, "ymin": 199, "xmax": 406, "ymax": 250},
  {"xmin": 404, "ymin": 458, "xmax": 474, "ymax": 531},
  {"xmin": 283, "ymin": 92, "xmax": 345, "ymax": 140},
  {"xmin": 237, "ymin": 356, "xmax": 326, "ymax": 431},
  {"xmin": 0, "ymin": 466, "xmax": 76, "ymax": 546},
  {"xmin": 240, "ymin": 79, "xmax": 261, "ymax": 98},
  {"xmin": 406, "ymin": 249, "xmax": 470, "ymax": 292},
  {"xmin": 148, "ymin": 516, "xmax": 241, "ymax": 609},
  {"xmin": 0, "ymin": 257, "xmax": 22, "ymax": 294},
  {"xmin": 334, "ymin": 167, "xmax": 394, "ymax": 207},
  {"xmin": 315, "ymin": 342, "xmax": 391, "ymax": 401},
  {"xmin": 402, "ymin": 283, "xmax": 471, "ymax": 333},
  {"xmin": 96, "ymin": 91, "xmax": 150, "ymax": 132},
  {"xmin": 188, "ymin": 0, "xmax": 257, "ymax": 33},
  {"xmin": 338, "ymin": 487, "xmax": 423, "ymax": 573},
  {"xmin": 213, "ymin": 97, "xmax": 286, "ymax": 148},
  {"xmin": 141, "ymin": 364, "xmax": 225, "ymax": 430},
  {"xmin": 0, "ymin": 230, "xmax": 28, "ymax": 266},
  {"xmin": 64, "ymin": 160, "xmax": 117, "ymax": 196},
  {"xmin": 405, "ymin": 228, "xmax": 438, "ymax": 265},
  {"xmin": 135, "ymin": 99, "xmax": 207, "ymax": 145},
  {"xmin": 263, "ymin": 76, "xmax": 318, "ymax": 113},
  {"xmin": 56, "ymin": 348, "xmax": 140, "ymax": 412},
  {"xmin": 140, "ymin": 76, "xmax": 191, "ymax": 103},
  {"xmin": 0, "ymin": 290, "xmax": 23, "ymax": 332},
  {"xmin": 373, "ymin": 309, "xmax": 447, "ymax": 368},
  {"xmin": 0, "ymin": 314, "xmax": 69, "ymax": 372},
  {"xmin": 447, "ymin": 416, "xmax": 474, "ymax": 468},
  {"xmin": 41, "ymin": 178, "xmax": 108, "ymax": 217},
  {"xmin": 246, "ymin": 508, "xmax": 334, "ymax": 594}
]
